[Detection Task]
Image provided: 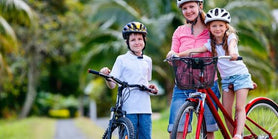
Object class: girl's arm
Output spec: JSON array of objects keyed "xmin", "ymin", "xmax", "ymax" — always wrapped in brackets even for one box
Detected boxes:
[
  {"xmin": 228, "ymin": 38, "xmax": 238, "ymax": 60},
  {"xmin": 178, "ymin": 46, "xmax": 208, "ymax": 57}
]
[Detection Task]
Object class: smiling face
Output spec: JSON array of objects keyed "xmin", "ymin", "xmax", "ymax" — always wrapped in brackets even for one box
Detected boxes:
[
  {"xmin": 181, "ymin": 2, "xmax": 201, "ymax": 21},
  {"xmin": 209, "ymin": 20, "xmax": 228, "ymax": 40},
  {"xmin": 128, "ymin": 33, "xmax": 145, "ymax": 56}
]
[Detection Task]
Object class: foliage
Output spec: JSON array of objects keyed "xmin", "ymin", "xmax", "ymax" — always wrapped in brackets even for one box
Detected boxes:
[
  {"xmin": 48, "ymin": 109, "xmax": 70, "ymax": 118},
  {"xmin": 86, "ymin": 77, "xmax": 117, "ymax": 117},
  {"xmin": 35, "ymin": 92, "xmax": 80, "ymax": 117},
  {"xmin": 0, "ymin": 0, "xmax": 277, "ymax": 119},
  {"xmin": 0, "ymin": 61, "xmax": 27, "ymax": 118}
]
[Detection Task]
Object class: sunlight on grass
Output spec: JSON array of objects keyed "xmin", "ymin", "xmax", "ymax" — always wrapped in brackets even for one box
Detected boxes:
[
  {"xmin": 0, "ymin": 117, "xmax": 55, "ymax": 139},
  {"xmin": 152, "ymin": 109, "xmax": 170, "ymax": 139},
  {"xmin": 74, "ymin": 117, "xmax": 105, "ymax": 138}
]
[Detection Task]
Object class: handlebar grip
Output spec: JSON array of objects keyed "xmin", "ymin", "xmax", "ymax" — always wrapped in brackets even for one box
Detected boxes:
[
  {"xmin": 237, "ymin": 56, "xmax": 243, "ymax": 60},
  {"xmin": 88, "ymin": 69, "xmax": 100, "ymax": 75},
  {"xmin": 218, "ymin": 56, "xmax": 243, "ymax": 60},
  {"xmin": 138, "ymin": 85, "xmax": 157, "ymax": 94}
]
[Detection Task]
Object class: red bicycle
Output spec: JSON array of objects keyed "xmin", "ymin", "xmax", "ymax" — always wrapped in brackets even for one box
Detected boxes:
[{"xmin": 166, "ymin": 56, "xmax": 278, "ymax": 139}]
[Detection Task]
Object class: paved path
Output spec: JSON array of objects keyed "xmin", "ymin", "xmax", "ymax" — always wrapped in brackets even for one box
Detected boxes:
[
  {"xmin": 54, "ymin": 114, "xmax": 160, "ymax": 139},
  {"xmin": 93, "ymin": 117, "xmax": 109, "ymax": 129},
  {"xmin": 54, "ymin": 119, "xmax": 87, "ymax": 139}
]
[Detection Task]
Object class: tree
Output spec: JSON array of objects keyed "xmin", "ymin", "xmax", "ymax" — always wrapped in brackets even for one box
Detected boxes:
[
  {"xmin": 0, "ymin": 0, "xmax": 34, "ymax": 85},
  {"xmin": 80, "ymin": 0, "xmax": 178, "ymax": 105},
  {"xmin": 0, "ymin": 0, "xmax": 36, "ymax": 118}
]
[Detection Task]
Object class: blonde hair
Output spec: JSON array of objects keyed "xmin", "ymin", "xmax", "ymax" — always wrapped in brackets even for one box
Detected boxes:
[{"xmin": 210, "ymin": 23, "xmax": 238, "ymax": 56}]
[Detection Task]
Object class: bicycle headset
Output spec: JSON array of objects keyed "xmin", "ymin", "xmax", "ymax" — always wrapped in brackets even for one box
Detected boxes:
[{"xmin": 122, "ymin": 21, "xmax": 147, "ymax": 59}]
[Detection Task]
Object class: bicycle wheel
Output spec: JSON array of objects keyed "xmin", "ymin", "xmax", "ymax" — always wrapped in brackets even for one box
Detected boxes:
[
  {"xmin": 103, "ymin": 117, "xmax": 135, "ymax": 139},
  {"xmin": 244, "ymin": 97, "xmax": 278, "ymax": 139},
  {"xmin": 171, "ymin": 101, "xmax": 207, "ymax": 139}
]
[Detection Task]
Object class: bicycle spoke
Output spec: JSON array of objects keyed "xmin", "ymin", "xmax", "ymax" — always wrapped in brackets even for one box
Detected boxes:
[{"xmin": 244, "ymin": 98, "xmax": 278, "ymax": 139}]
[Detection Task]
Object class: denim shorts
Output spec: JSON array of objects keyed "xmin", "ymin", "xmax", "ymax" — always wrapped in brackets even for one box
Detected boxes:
[
  {"xmin": 126, "ymin": 114, "xmax": 152, "ymax": 139},
  {"xmin": 167, "ymin": 81, "xmax": 220, "ymax": 133},
  {"xmin": 221, "ymin": 74, "xmax": 253, "ymax": 92}
]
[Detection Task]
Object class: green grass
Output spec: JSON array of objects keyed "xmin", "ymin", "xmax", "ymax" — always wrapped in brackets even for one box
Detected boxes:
[
  {"xmin": 1, "ymin": 94, "xmax": 277, "ymax": 139},
  {"xmin": 0, "ymin": 117, "xmax": 55, "ymax": 139},
  {"xmin": 152, "ymin": 110, "xmax": 169, "ymax": 139},
  {"xmin": 0, "ymin": 117, "xmax": 105, "ymax": 139}
]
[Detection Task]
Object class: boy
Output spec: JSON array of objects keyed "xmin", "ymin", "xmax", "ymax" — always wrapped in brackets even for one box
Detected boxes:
[{"xmin": 100, "ymin": 21, "xmax": 158, "ymax": 139}]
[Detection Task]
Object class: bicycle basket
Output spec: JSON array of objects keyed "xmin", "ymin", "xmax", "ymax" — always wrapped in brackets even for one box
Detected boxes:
[{"xmin": 172, "ymin": 57, "xmax": 217, "ymax": 89}]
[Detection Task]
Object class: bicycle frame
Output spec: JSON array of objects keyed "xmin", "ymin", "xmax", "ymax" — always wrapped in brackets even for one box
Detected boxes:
[
  {"xmin": 106, "ymin": 85, "xmax": 127, "ymax": 138},
  {"xmin": 191, "ymin": 88, "xmax": 275, "ymax": 139},
  {"xmin": 198, "ymin": 88, "xmax": 234, "ymax": 138}
]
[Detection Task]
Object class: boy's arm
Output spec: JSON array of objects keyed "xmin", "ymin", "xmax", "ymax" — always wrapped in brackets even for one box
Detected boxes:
[
  {"xmin": 100, "ymin": 67, "xmax": 116, "ymax": 89},
  {"xmin": 178, "ymin": 46, "xmax": 208, "ymax": 57}
]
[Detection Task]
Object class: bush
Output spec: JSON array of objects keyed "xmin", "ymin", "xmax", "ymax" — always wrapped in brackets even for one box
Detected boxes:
[
  {"xmin": 49, "ymin": 109, "xmax": 70, "ymax": 118},
  {"xmin": 36, "ymin": 92, "xmax": 79, "ymax": 118}
]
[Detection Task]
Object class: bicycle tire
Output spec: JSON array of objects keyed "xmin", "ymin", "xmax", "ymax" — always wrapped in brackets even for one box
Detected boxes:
[
  {"xmin": 171, "ymin": 101, "xmax": 207, "ymax": 139},
  {"xmin": 102, "ymin": 117, "xmax": 135, "ymax": 139},
  {"xmin": 244, "ymin": 97, "xmax": 278, "ymax": 139}
]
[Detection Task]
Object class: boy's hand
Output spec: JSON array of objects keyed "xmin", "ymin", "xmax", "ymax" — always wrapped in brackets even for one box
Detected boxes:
[
  {"xmin": 148, "ymin": 84, "xmax": 158, "ymax": 94},
  {"xmin": 100, "ymin": 67, "xmax": 111, "ymax": 75}
]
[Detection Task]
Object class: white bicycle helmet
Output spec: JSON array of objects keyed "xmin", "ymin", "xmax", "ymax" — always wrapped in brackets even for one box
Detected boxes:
[
  {"xmin": 205, "ymin": 8, "xmax": 231, "ymax": 24},
  {"xmin": 177, "ymin": 0, "xmax": 203, "ymax": 8}
]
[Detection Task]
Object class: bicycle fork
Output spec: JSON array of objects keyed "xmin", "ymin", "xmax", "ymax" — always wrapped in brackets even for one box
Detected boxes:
[{"xmin": 186, "ymin": 92, "xmax": 206, "ymax": 138}]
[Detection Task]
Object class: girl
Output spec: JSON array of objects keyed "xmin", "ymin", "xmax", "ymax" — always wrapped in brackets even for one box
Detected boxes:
[
  {"xmin": 166, "ymin": 0, "xmax": 221, "ymax": 139},
  {"xmin": 179, "ymin": 8, "xmax": 256, "ymax": 139}
]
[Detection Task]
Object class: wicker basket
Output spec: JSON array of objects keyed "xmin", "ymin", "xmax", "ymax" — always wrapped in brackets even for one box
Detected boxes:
[{"xmin": 172, "ymin": 57, "xmax": 217, "ymax": 89}]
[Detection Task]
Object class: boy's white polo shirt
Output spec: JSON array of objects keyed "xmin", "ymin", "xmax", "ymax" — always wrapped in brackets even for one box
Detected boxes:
[{"xmin": 110, "ymin": 51, "xmax": 152, "ymax": 114}]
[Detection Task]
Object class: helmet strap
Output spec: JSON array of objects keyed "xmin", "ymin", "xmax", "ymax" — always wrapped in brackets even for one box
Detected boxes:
[{"xmin": 186, "ymin": 12, "xmax": 200, "ymax": 35}]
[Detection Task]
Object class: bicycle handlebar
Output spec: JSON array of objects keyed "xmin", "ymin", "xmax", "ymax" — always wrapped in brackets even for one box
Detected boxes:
[
  {"xmin": 88, "ymin": 69, "xmax": 157, "ymax": 94},
  {"xmin": 164, "ymin": 55, "xmax": 242, "ymax": 62},
  {"xmin": 218, "ymin": 56, "xmax": 242, "ymax": 60}
]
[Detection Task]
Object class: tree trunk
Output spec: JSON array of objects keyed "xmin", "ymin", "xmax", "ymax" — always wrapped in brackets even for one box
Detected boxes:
[
  {"xmin": 19, "ymin": 47, "xmax": 39, "ymax": 119},
  {"xmin": 78, "ymin": 95, "xmax": 84, "ymax": 117}
]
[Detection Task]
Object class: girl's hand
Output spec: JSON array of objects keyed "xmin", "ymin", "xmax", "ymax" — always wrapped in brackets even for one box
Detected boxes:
[
  {"xmin": 252, "ymin": 82, "xmax": 257, "ymax": 90},
  {"xmin": 230, "ymin": 53, "xmax": 238, "ymax": 61},
  {"xmin": 148, "ymin": 84, "xmax": 158, "ymax": 94},
  {"xmin": 100, "ymin": 67, "xmax": 111, "ymax": 75}
]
